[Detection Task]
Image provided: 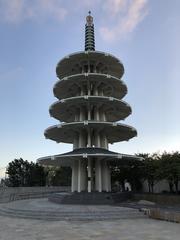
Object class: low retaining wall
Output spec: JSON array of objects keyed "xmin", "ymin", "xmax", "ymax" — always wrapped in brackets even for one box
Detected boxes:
[
  {"xmin": 0, "ymin": 186, "xmax": 70, "ymax": 203},
  {"xmin": 146, "ymin": 208, "xmax": 180, "ymax": 223},
  {"xmin": 133, "ymin": 193, "xmax": 180, "ymax": 205}
]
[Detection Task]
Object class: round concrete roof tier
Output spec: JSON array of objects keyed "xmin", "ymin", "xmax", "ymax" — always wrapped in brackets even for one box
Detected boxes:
[
  {"xmin": 38, "ymin": 147, "xmax": 142, "ymax": 167},
  {"xmin": 49, "ymin": 96, "xmax": 132, "ymax": 122},
  {"xmin": 56, "ymin": 51, "xmax": 124, "ymax": 79},
  {"xmin": 44, "ymin": 121, "xmax": 137, "ymax": 144},
  {"xmin": 53, "ymin": 73, "xmax": 127, "ymax": 100}
]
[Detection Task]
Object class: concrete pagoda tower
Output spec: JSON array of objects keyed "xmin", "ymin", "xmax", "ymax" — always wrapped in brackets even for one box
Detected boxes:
[{"xmin": 38, "ymin": 13, "xmax": 140, "ymax": 193}]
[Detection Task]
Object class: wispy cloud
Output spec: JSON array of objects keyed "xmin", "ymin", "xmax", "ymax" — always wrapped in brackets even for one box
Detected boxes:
[
  {"xmin": 0, "ymin": 0, "xmax": 149, "ymax": 42},
  {"xmin": 103, "ymin": 0, "xmax": 127, "ymax": 16},
  {"xmin": 100, "ymin": 0, "xmax": 149, "ymax": 42},
  {"xmin": 0, "ymin": 0, "xmax": 67, "ymax": 24}
]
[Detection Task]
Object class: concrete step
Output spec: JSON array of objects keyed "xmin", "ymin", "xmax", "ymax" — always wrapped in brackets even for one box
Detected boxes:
[{"xmin": 0, "ymin": 205, "xmax": 146, "ymax": 221}]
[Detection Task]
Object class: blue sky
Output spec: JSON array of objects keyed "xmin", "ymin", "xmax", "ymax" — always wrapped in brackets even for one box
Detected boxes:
[{"xmin": 0, "ymin": 0, "xmax": 180, "ymax": 177}]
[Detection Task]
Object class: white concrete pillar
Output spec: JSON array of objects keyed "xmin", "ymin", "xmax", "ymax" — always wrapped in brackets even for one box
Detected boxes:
[
  {"xmin": 77, "ymin": 159, "xmax": 81, "ymax": 192},
  {"xmin": 73, "ymin": 135, "xmax": 79, "ymax": 149},
  {"xmin": 102, "ymin": 112, "xmax": 106, "ymax": 121},
  {"xmin": 94, "ymin": 107, "xmax": 99, "ymax": 121},
  {"xmin": 93, "ymin": 87, "xmax": 98, "ymax": 96},
  {"xmin": 80, "ymin": 88, "xmax": 84, "ymax": 96},
  {"xmin": 71, "ymin": 160, "xmax": 78, "ymax": 192},
  {"xmin": 102, "ymin": 161, "xmax": 111, "ymax": 192},
  {"xmin": 87, "ymin": 128, "xmax": 91, "ymax": 147},
  {"xmin": 95, "ymin": 132, "xmax": 101, "ymax": 148},
  {"xmin": 98, "ymin": 88, "xmax": 103, "ymax": 96},
  {"xmin": 95, "ymin": 159, "xmax": 102, "ymax": 192},
  {"xmin": 77, "ymin": 159, "xmax": 87, "ymax": 192},
  {"xmin": 75, "ymin": 111, "xmax": 79, "ymax": 121},
  {"xmin": 80, "ymin": 107, "xmax": 85, "ymax": 121},
  {"xmin": 100, "ymin": 134, "xmax": 108, "ymax": 149},
  {"xmin": 87, "ymin": 158, "xmax": 92, "ymax": 192},
  {"xmin": 79, "ymin": 131, "xmax": 86, "ymax": 148},
  {"xmin": 88, "ymin": 107, "xmax": 91, "ymax": 120},
  {"xmin": 88, "ymin": 85, "xmax": 91, "ymax": 95}
]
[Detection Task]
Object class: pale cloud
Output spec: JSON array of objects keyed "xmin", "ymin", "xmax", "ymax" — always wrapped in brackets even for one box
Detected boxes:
[
  {"xmin": 75, "ymin": 0, "xmax": 100, "ymax": 7},
  {"xmin": 100, "ymin": 0, "xmax": 149, "ymax": 42},
  {"xmin": 103, "ymin": 0, "xmax": 127, "ymax": 16},
  {"xmin": 0, "ymin": 0, "xmax": 67, "ymax": 23},
  {"xmin": 0, "ymin": 0, "xmax": 149, "ymax": 42}
]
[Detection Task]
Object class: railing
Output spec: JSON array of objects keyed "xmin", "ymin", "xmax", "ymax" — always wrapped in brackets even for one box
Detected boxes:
[{"xmin": 0, "ymin": 186, "xmax": 70, "ymax": 203}]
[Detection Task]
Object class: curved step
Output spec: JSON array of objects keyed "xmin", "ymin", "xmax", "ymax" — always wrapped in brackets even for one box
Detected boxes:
[{"xmin": 0, "ymin": 200, "xmax": 146, "ymax": 221}]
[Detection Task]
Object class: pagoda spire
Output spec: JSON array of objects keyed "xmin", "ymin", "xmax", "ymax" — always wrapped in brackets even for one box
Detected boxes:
[{"xmin": 85, "ymin": 11, "xmax": 95, "ymax": 51}]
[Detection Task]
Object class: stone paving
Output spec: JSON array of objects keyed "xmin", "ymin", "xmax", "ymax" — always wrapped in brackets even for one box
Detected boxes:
[
  {"xmin": 0, "ymin": 198, "xmax": 180, "ymax": 240},
  {"xmin": 0, "ymin": 215, "xmax": 180, "ymax": 240}
]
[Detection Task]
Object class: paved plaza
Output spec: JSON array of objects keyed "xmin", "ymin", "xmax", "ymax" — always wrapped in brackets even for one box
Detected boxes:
[
  {"xmin": 0, "ymin": 214, "xmax": 180, "ymax": 240},
  {"xmin": 0, "ymin": 198, "xmax": 180, "ymax": 240}
]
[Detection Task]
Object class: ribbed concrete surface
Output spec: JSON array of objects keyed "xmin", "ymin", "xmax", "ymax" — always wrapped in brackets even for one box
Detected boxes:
[
  {"xmin": 0, "ymin": 198, "xmax": 145, "ymax": 221},
  {"xmin": 0, "ymin": 205, "xmax": 180, "ymax": 240}
]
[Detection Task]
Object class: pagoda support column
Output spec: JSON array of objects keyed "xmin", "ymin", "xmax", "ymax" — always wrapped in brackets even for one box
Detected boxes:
[
  {"xmin": 87, "ymin": 157, "xmax": 92, "ymax": 192},
  {"xmin": 102, "ymin": 160, "xmax": 111, "ymax": 192},
  {"xmin": 77, "ymin": 159, "xmax": 87, "ymax": 192},
  {"xmin": 71, "ymin": 160, "xmax": 78, "ymax": 192},
  {"xmin": 95, "ymin": 159, "xmax": 102, "ymax": 192}
]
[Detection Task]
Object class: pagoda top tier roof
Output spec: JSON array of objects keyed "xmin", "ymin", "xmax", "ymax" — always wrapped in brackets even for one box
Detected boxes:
[{"xmin": 56, "ymin": 51, "xmax": 124, "ymax": 79}]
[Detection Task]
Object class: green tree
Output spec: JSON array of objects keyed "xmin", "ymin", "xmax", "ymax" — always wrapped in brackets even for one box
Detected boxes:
[
  {"xmin": 51, "ymin": 167, "xmax": 71, "ymax": 186},
  {"xmin": 137, "ymin": 153, "xmax": 160, "ymax": 193},
  {"xmin": 6, "ymin": 158, "xmax": 46, "ymax": 187},
  {"xmin": 159, "ymin": 152, "xmax": 180, "ymax": 193},
  {"xmin": 111, "ymin": 160, "xmax": 144, "ymax": 192}
]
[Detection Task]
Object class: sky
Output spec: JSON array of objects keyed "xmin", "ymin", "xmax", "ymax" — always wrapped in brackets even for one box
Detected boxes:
[{"xmin": 0, "ymin": 0, "xmax": 180, "ymax": 177}]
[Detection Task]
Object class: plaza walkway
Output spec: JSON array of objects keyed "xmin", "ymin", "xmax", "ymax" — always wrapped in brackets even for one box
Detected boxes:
[{"xmin": 0, "ymin": 198, "xmax": 180, "ymax": 240}]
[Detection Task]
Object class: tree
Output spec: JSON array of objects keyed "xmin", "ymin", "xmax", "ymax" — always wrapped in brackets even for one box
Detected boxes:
[
  {"xmin": 111, "ymin": 161, "xmax": 144, "ymax": 192},
  {"xmin": 137, "ymin": 153, "xmax": 161, "ymax": 193},
  {"xmin": 6, "ymin": 158, "xmax": 46, "ymax": 187},
  {"xmin": 159, "ymin": 152, "xmax": 180, "ymax": 193},
  {"xmin": 51, "ymin": 167, "xmax": 72, "ymax": 186}
]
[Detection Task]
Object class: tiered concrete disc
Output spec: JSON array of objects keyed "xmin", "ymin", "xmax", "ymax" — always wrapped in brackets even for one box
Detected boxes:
[
  {"xmin": 44, "ymin": 121, "xmax": 136, "ymax": 144},
  {"xmin": 49, "ymin": 96, "xmax": 131, "ymax": 122}
]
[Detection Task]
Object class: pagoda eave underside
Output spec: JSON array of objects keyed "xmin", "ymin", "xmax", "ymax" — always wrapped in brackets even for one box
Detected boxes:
[
  {"xmin": 38, "ymin": 148, "xmax": 142, "ymax": 167},
  {"xmin": 49, "ymin": 96, "xmax": 132, "ymax": 122},
  {"xmin": 53, "ymin": 73, "xmax": 127, "ymax": 100},
  {"xmin": 56, "ymin": 51, "xmax": 124, "ymax": 79},
  {"xmin": 44, "ymin": 121, "xmax": 137, "ymax": 144}
]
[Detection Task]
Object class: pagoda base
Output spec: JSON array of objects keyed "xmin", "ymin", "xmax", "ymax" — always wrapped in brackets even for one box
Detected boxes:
[{"xmin": 48, "ymin": 192, "xmax": 133, "ymax": 205}]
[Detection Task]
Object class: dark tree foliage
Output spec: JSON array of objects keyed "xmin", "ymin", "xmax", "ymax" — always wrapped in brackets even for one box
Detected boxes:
[
  {"xmin": 159, "ymin": 152, "xmax": 180, "ymax": 193},
  {"xmin": 6, "ymin": 158, "xmax": 47, "ymax": 187},
  {"xmin": 111, "ymin": 161, "xmax": 144, "ymax": 192},
  {"xmin": 51, "ymin": 167, "xmax": 72, "ymax": 186},
  {"xmin": 136, "ymin": 153, "xmax": 161, "ymax": 193},
  {"xmin": 136, "ymin": 152, "xmax": 180, "ymax": 193}
]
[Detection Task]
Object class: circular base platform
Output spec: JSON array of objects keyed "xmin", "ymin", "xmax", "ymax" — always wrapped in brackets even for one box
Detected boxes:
[
  {"xmin": 0, "ymin": 198, "xmax": 145, "ymax": 221},
  {"xmin": 49, "ymin": 192, "xmax": 132, "ymax": 205}
]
